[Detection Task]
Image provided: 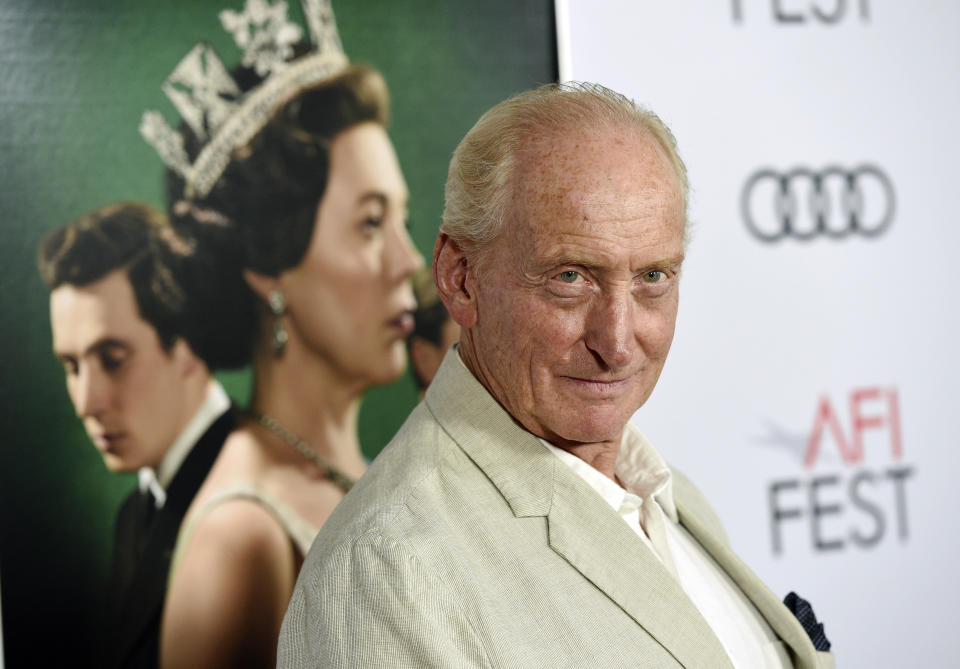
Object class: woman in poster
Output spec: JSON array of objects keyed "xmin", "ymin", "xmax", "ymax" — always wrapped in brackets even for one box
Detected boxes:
[{"xmin": 146, "ymin": 2, "xmax": 423, "ymax": 666}]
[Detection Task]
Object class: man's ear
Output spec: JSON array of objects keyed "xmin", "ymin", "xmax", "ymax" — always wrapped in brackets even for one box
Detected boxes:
[
  {"xmin": 433, "ymin": 234, "xmax": 478, "ymax": 329},
  {"xmin": 242, "ymin": 269, "xmax": 278, "ymax": 305}
]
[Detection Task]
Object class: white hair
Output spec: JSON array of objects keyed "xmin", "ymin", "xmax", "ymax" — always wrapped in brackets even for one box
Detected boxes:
[{"xmin": 441, "ymin": 82, "xmax": 690, "ymax": 277}]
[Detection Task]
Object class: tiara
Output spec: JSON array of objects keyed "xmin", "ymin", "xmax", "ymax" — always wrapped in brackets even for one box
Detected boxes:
[{"xmin": 140, "ymin": 0, "xmax": 348, "ymax": 199}]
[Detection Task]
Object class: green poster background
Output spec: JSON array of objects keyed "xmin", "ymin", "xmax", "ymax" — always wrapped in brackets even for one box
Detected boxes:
[{"xmin": 0, "ymin": 0, "xmax": 555, "ymax": 663}]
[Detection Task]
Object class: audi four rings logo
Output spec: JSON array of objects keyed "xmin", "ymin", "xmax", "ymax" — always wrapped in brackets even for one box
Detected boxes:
[{"xmin": 741, "ymin": 165, "xmax": 895, "ymax": 242}]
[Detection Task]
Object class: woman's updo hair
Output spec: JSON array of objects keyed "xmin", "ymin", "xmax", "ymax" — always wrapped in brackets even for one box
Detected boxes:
[
  {"xmin": 169, "ymin": 60, "xmax": 390, "ymax": 275},
  {"xmin": 167, "ymin": 59, "xmax": 390, "ymax": 368}
]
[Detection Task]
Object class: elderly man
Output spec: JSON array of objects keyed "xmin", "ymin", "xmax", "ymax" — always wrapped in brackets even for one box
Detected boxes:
[
  {"xmin": 39, "ymin": 202, "xmax": 235, "ymax": 669},
  {"xmin": 279, "ymin": 84, "xmax": 833, "ymax": 668}
]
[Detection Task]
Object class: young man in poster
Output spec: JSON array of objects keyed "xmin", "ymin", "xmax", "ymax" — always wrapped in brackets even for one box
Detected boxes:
[{"xmin": 38, "ymin": 202, "xmax": 234, "ymax": 669}]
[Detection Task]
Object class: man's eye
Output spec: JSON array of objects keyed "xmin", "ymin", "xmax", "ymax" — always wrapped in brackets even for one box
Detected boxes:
[
  {"xmin": 100, "ymin": 352, "xmax": 127, "ymax": 372},
  {"xmin": 363, "ymin": 216, "xmax": 384, "ymax": 230},
  {"xmin": 557, "ymin": 271, "xmax": 581, "ymax": 284},
  {"xmin": 61, "ymin": 358, "xmax": 78, "ymax": 376},
  {"xmin": 642, "ymin": 270, "xmax": 664, "ymax": 283}
]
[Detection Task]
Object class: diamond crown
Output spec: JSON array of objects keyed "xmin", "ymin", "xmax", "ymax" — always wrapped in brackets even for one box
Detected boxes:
[{"xmin": 140, "ymin": 0, "xmax": 348, "ymax": 198}]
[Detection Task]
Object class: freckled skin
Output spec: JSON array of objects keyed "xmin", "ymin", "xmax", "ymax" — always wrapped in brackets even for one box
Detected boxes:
[{"xmin": 457, "ymin": 126, "xmax": 685, "ymax": 472}]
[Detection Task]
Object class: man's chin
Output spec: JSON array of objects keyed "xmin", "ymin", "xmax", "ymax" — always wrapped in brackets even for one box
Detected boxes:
[
  {"xmin": 543, "ymin": 411, "xmax": 631, "ymax": 446},
  {"xmin": 100, "ymin": 452, "xmax": 138, "ymax": 473}
]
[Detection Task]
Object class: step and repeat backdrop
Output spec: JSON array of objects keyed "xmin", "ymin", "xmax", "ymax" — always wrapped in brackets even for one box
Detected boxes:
[{"xmin": 557, "ymin": 2, "xmax": 958, "ymax": 666}]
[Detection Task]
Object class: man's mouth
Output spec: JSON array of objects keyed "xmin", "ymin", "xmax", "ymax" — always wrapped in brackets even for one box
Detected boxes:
[{"xmin": 563, "ymin": 376, "xmax": 633, "ymax": 396}]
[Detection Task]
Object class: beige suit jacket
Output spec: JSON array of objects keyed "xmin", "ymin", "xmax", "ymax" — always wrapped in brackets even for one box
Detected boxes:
[{"xmin": 279, "ymin": 351, "xmax": 834, "ymax": 668}]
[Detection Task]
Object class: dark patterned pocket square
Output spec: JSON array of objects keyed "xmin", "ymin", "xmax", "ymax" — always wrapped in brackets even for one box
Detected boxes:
[{"xmin": 783, "ymin": 591, "xmax": 831, "ymax": 652}]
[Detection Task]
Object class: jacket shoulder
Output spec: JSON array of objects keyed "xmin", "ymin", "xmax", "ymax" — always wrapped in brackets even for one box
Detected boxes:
[{"xmin": 303, "ymin": 402, "xmax": 469, "ymax": 557}]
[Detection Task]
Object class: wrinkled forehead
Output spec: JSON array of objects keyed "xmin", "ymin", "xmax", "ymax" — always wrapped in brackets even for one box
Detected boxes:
[
  {"xmin": 508, "ymin": 127, "xmax": 685, "ymax": 238},
  {"xmin": 522, "ymin": 123, "xmax": 678, "ymax": 184}
]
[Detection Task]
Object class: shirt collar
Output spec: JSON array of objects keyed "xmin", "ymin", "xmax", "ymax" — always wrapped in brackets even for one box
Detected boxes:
[
  {"xmin": 615, "ymin": 424, "xmax": 677, "ymax": 522},
  {"xmin": 138, "ymin": 380, "xmax": 230, "ymax": 508},
  {"xmin": 540, "ymin": 423, "xmax": 678, "ymax": 523}
]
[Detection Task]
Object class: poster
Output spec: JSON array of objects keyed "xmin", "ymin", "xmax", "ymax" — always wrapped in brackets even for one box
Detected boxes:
[{"xmin": 0, "ymin": 1, "xmax": 556, "ymax": 663}]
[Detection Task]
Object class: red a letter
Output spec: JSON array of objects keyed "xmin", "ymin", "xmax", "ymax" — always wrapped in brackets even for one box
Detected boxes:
[{"xmin": 805, "ymin": 395, "xmax": 855, "ymax": 468}]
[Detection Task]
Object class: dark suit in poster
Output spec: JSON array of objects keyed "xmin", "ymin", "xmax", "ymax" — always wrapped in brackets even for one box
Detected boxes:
[{"xmin": 107, "ymin": 409, "xmax": 234, "ymax": 669}]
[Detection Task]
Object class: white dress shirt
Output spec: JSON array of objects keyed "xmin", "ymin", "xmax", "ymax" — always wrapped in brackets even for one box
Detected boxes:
[
  {"xmin": 542, "ymin": 427, "xmax": 793, "ymax": 668},
  {"xmin": 138, "ymin": 380, "xmax": 230, "ymax": 509}
]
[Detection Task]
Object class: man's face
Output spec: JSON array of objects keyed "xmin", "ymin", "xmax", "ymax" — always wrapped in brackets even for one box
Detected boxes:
[
  {"xmin": 464, "ymin": 127, "xmax": 685, "ymax": 447},
  {"xmin": 50, "ymin": 270, "xmax": 194, "ymax": 472}
]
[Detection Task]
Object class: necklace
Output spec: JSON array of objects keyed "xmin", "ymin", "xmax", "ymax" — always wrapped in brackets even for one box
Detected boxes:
[{"xmin": 244, "ymin": 409, "xmax": 355, "ymax": 493}]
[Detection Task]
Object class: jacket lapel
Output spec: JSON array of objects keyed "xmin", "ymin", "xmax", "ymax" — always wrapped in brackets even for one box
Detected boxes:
[
  {"xmin": 674, "ymin": 486, "xmax": 821, "ymax": 669},
  {"xmin": 113, "ymin": 408, "xmax": 235, "ymax": 666},
  {"xmin": 547, "ymin": 468, "xmax": 734, "ymax": 668},
  {"xmin": 426, "ymin": 352, "xmax": 732, "ymax": 668}
]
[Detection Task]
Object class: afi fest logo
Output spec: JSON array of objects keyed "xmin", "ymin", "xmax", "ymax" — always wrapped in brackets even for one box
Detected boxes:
[{"xmin": 767, "ymin": 386, "xmax": 915, "ymax": 555}]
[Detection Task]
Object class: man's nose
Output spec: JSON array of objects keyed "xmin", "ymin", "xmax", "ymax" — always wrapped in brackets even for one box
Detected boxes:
[
  {"xmin": 72, "ymin": 366, "xmax": 108, "ymax": 419},
  {"xmin": 584, "ymin": 290, "xmax": 638, "ymax": 370}
]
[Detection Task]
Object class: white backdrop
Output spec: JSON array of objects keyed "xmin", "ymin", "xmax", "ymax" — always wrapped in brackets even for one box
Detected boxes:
[{"xmin": 557, "ymin": 2, "xmax": 960, "ymax": 666}]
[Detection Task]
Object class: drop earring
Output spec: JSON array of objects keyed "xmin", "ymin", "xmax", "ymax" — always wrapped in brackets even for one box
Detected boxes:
[{"xmin": 268, "ymin": 290, "xmax": 288, "ymax": 357}]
